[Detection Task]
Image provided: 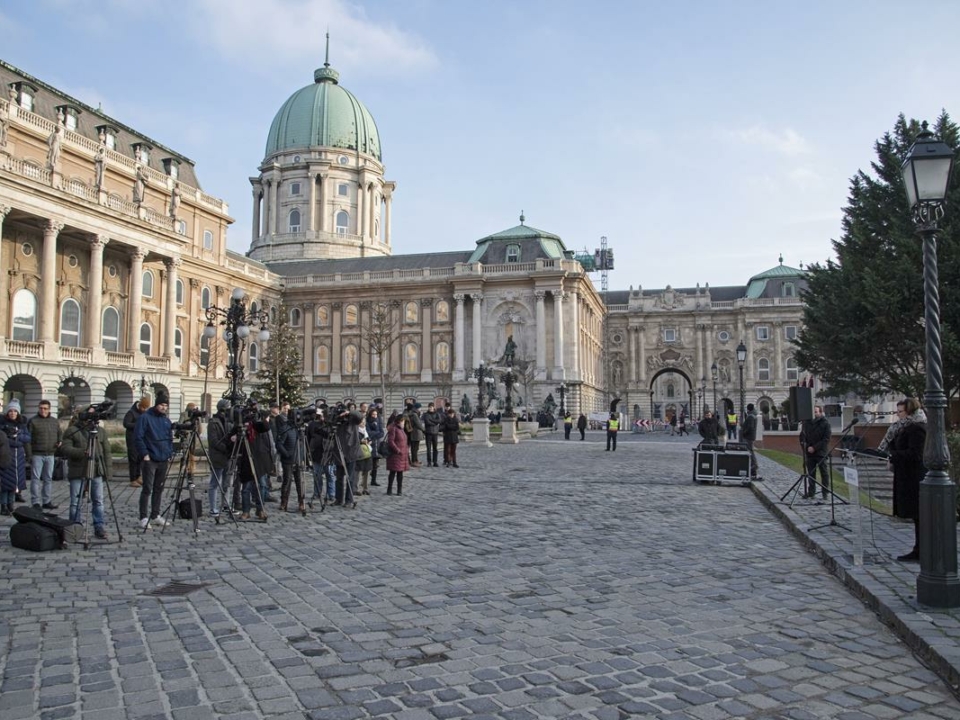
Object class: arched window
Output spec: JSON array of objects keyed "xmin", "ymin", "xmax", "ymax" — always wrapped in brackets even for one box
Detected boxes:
[
  {"xmin": 344, "ymin": 304, "xmax": 358, "ymax": 326},
  {"xmin": 435, "ymin": 342, "xmax": 450, "ymax": 373},
  {"xmin": 436, "ymin": 301, "xmax": 449, "ymax": 322},
  {"xmin": 666, "ymin": 383, "xmax": 675, "ymax": 398},
  {"xmin": 102, "ymin": 307, "xmax": 120, "ymax": 352},
  {"xmin": 290, "ymin": 307, "xmax": 302, "ymax": 326},
  {"xmin": 315, "ymin": 345, "xmax": 329, "ymax": 375},
  {"xmin": 142, "ymin": 271, "xmax": 154, "ymax": 299},
  {"xmin": 249, "ymin": 342, "xmax": 259, "ymax": 372},
  {"xmin": 139, "ymin": 323, "xmax": 152, "ymax": 355},
  {"xmin": 404, "ymin": 301, "xmax": 418, "ymax": 324},
  {"xmin": 786, "ymin": 357, "xmax": 799, "ymax": 382},
  {"xmin": 176, "ymin": 279, "xmax": 184, "ymax": 305},
  {"xmin": 335, "ymin": 210, "xmax": 349, "ymax": 235},
  {"xmin": 59, "ymin": 298, "xmax": 81, "ymax": 347},
  {"xmin": 506, "ymin": 244, "xmax": 520, "ymax": 263},
  {"xmin": 11, "ymin": 288, "xmax": 38, "ymax": 342},
  {"xmin": 174, "ymin": 328, "xmax": 183, "ymax": 360},
  {"xmin": 288, "ymin": 209, "xmax": 301, "ymax": 233},
  {"xmin": 199, "ymin": 334, "xmax": 210, "ymax": 367},
  {"xmin": 404, "ymin": 343, "xmax": 419, "ymax": 374},
  {"xmin": 316, "ymin": 305, "xmax": 329, "ymax": 327},
  {"xmin": 343, "ymin": 344, "xmax": 358, "ymax": 374},
  {"xmin": 203, "ymin": 230, "xmax": 214, "ymax": 250},
  {"xmin": 201, "ymin": 286, "xmax": 211, "ymax": 309},
  {"xmin": 270, "ymin": 306, "xmax": 277, "ymax": 323},
  {"xmin": 250, "ymin": 301, "xmax": 259, "ymax": 316},
  {"xmin": 757, "ymin": 357, "xmax": 771, "ymax": 381}
]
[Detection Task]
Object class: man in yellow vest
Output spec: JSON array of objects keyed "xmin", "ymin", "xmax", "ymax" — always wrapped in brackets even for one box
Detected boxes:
[
  {"xmin": 606, "ymin": 413, "xmax": 620, "ymax": 451},
  {"xmin": 726, "ymin": 412, "xmax": 738, "ymax": 441}
]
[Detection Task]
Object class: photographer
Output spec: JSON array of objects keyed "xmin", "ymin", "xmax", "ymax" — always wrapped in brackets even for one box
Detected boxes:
[
  {"xmin": 274, "ymin": 409, "xmax": 303, "ymax": 513},
  {"xmin": 236, "ymin": 400, "xmax": 271, "ymax": 519},
  {"xmin": 307, "ymin": 408, "xmax": 336, "ymax": 503},
  {"xmin": 206, "ymin": 399, "xmax": 234, "ymax": 518},
  {"xmin": 134, "ymin": 392, "xmax": 174, "ymax": 530},
  {"xmin": 334, "ymin": 404, "xmax": 363, "ymax": 505},
  {"xmin": 60, "ymin": 405, "xmax": 113, "ymax": 540},
  {"xmin": 422, "ymin": 402, "xmax": 442, "ymax": 467}
]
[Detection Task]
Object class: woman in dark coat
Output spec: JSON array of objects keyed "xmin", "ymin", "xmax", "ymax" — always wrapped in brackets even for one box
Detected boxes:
[
  {"xmin": 0, "ymin": 401, "xmax": 31, "ymax": 511},
  {"xmin": 889, "ymin": 398, "xmax": 927, "ymax": 561},
  {"xmin": 441, "ymin": 408, "xmax": 461, "ymax": 468},
  {"xmin": 385, "ymin": 413, "xmax": 409, "ymax": 495},
  {"xmin": 366, "ymin": 408, "xmax": 384, "ymax": 487}
]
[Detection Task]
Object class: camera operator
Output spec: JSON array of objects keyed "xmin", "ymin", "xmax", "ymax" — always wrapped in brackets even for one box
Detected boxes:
[
  {"xmin": 236, "ymin": 400, "xmax": 272, "ymax": 519},
  {"xmin": 365, "ymin": 407, "xmax": 384, "ymax": 487},
  {"xmin": 334, "ymin": 403, "xmax": 363, "ymax": 505},
  {"xmin": 307, "ymin": 407, "xmax": 336, "ymax": 503},
  {"xmin": 61, "ymin": 404, "xmax": 113, "ymax": 540},
  {"xmin": 134, "ymin": 392, "xmax": 174, "ymax": 529},
  {"xmin": 206, "ymin": 399, "xmax": 234, "ymax": 518},
  {"xmin": 274, "ymin": 408, "xmax": 303, "ymax": 512},
  {"xmin": 422, "ymin": 402, "xmax": 442, "ymax": 468}
]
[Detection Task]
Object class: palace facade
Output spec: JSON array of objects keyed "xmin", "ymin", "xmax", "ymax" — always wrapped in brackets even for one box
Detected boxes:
[{"xmin": 0, "ymin": 56, "xmax": 808, "ymax": 422}]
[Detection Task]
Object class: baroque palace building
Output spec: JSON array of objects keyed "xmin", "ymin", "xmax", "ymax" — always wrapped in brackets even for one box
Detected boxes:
[{"xmin": 0, "ymin": 55, "xmax": 808, "ymax": 422}]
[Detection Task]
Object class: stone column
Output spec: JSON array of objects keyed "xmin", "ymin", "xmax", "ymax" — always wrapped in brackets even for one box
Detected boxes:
[
  {"xmin": 370, "ymin": 184, "xmax": 377, "ymax": 241},
  {"xmin": 384, "ymin": 189, "xmax": 393, "ymax": 245},
  {"xmin": 330, "ymin": 302, "xmax": 342, "ymax": 383},
  {"xmin": 251, "ymin": 186, "xmax": 261, "ymax": 243},
  {"xmin": 128, "ymin": 250, "xmax": 145, "ymax": 354},
  {"xmin": 87, "ymin": 235, "xmax": 108, "ymax": 348},
  {"xmin": 356, "ymin": 179, "xmax": 365, "ymax": 238},
  {"xmin": 471, "ymin": 293, "xmax": 483, "ymax": 368},
  {"xmin": 534, "ymin": 291, "xmax": 547, "ymax": 376},
  {"xmin": 420, "ymin": 297, "xmax": 433, "ymax": 382},
  {"xmin": 453, "ymin": 293, "xmax": 465, "ymax": 379},
  {"xmin": 302, "ymin": 303, "xmax": 314, "ymax": 378},
  {"xmin": 696, "ymin": 323, "xmax": 704, "ymax": 385},
  {"xmin": 320, "ymin": 175, "xmax": 329, "ymax": 233},
  {"xmin": 40, "ymin": 219, "xmax": 63, "ymax": 343},
  {"xmin": 307, "ymin": 172, "xmax": 317, "ymax": 232},
  {"xmin": 553, "ymin": 290, "xmax": 566, "ymax": 380},
  {"xmin": 0, "ymin": 206, "xmax": 10, "ymax": 338},
  {"xmin": 268, "ymin": 177, "xmax": 279, "ymax": 235},
  {"xmin": 638, "ymin": 326, "xmax": 647, "ymax": 383},
  {"xmin": 163, "ymin": 257, "xmax": 180, "ymax": 359},
  {"xmin": 774, "ymin": 322, "xmax": 783, "ymax": 383},
  {"xmin": 570, "ymin": 290, "xmax": 580, "ymax": 382}
]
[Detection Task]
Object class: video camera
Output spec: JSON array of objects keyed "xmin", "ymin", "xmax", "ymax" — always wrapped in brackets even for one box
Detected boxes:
[
  {"xmin": 291, "ymin": 405, "xmax": 317, "ymax": 427},
  {"xmin": 78, "ymin": 399, "xmax": 115, "ymax": 425},
  {"xmin": 240, "ymin": 397, "xmax": 268, "ymax": 424},
  {"xmin": 172, "ymin": 407, "xmax": 208, "ymax": 434}
]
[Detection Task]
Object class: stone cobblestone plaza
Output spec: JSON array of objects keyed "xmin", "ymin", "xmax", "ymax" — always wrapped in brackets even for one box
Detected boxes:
[{"xmin": 2, "ymin": 433, "xmax": 959, "ymax": 720}]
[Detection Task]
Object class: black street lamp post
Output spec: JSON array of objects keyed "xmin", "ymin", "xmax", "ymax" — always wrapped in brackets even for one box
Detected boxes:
[
  {"xmin": 736, "ymin": 341, "xmax": 747, "ymax": 430},
  {"xmin": 555, "ymin": 383, "xmax": 566, "ymax": 417},
  {"xmin": 473, "ymin": 362, "xmax": 494, "ymax": 418},
  {"xmin": 710, "ymin": 361, "xmax": 718, "ymax": 415},
  {"xmin": 901, "ymin": 122, "xmax": 960, "ymax": 607},
  {"xmin": 502, "ymin": 368, "xmax": 518, "ymax": 418},
  {"xmin": 700, "ymin": 375, "xmax": 707, "ymax": 416},
  {"xmin": 203, "ymin": 288, "xmax": 270, "ymax": 412}
]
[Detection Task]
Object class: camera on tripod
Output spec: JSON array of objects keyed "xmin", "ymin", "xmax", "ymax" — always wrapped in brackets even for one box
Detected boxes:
[
  {"xmin": 172, "ymin": 407, "xmax": 208, "ymax": 434},
  {"xmin": 78, "ymin": 399, "xmax": 115, "ymax": 425},
  {"xmin": 291, "ymin": 405, "xmax": 317, "ymax": 427}
]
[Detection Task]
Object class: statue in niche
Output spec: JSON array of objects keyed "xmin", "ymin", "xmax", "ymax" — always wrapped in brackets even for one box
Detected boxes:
[
  {"xmin": 93, "ymin": 144, "xmax": 105, "ymax": 188},
  {"xmin": 612, "ymin": 363, "xmax": 623, "ymax": 387},
  {"xmin": 169, "ymin": 183, "xmax": 181, "ymax": 218},
  {"xmin": 133, "ymin": 163, "xmax": 148, "ymax": 204},
  {"xmin": 47, "ymin": 113, "xmax": 64, "ymax": 169},
  {"xmin": 497, "ymin": 334, "xmax": 517, "ymax": 366}
]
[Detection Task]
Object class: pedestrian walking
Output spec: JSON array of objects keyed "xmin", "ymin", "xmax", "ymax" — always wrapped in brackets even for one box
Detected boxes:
[{"xmin": 577, "ymin": 413, "xmax": 587, "ymax": 440}]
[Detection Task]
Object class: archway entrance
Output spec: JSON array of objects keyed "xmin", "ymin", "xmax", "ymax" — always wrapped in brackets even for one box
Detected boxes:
[
  {"xmin": 648, "ymin": 367, "xmax": 692, "ymax": 421},
  {"xmin": 2, "ymin": 374, "xmax": 43, "ymax": 414}
]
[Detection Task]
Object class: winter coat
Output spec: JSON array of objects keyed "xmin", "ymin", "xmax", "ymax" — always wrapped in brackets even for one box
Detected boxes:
[
  {"xmin": 206, "ymin": 412, "xmax": 234, "ymax": 470},
  {"xmin": 405, "ymin": 410, "xmax": 425, "ymax": 442},
  {"xmin": 0, "ymin": 415, "xmax": 31, "ymax": 491},
  {"xmin": 273, "ymin": 415, "xmax": 297, "ymax": 464},
  {"xmin": 0, "ymin": 433, "xmax": 10, "ymax": 471},
  {"xmin": 577, "ymin": 415, "xmax": 587, "ymax": 431},
  {"xmin": 134, "ymin": 407, "xmax": 174, "ymax": 461},
  {"xmin": 441, "ymin": 415, "xmax": 461, "ymax": 445},
  {"xmin": 366, "ymin": 415, "xmax": 385, "ymax": 459},
  {"xmin": 800, "ymin": 416, "xmax": 831, "ymax": 457},
  {"xmin": 123, "ymin": 403, "xmax": 144, "ymax": 446},
  {"xmin": 698, "ymin": 416, "xmax": 720, "ymax": 444},
  {"xmin": 60, "ymin": 422, "xmax": 113, "ymax": 481},
  {"xmin": 238, "ymin": 420, "xmax": 272, "ymax": 484},
  {"xmin": 890, "ymin": 421, "xmax": 926, "ymax": 520},
  {"xmin": 307, "ymin": 419, "xmax": 330, "ymax": 464},
  {"xmin": 386, "ymin": 423, "xmax": 410, "ymax": 472},
  {"xmin": 741, "ymin": 412, "xmax": 758, "ymax": 443},
  {"xmin": 422, "ymin": 410, "xmax": 442, "ymax": 437},
  {"xmin": 28, "ymin": 414, "xmax": 62, "ymax": 455},
  {"xmin": 334, "ymin": 410, "xmax": 363, "ymax": 465}
]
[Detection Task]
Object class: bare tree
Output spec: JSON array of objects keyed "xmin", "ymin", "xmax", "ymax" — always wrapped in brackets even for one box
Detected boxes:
[
  {"xmin": 360, "ymin": 299, "xmax": 401, "ymax": 406},
  {"xmin": 190, "ymin": 325, "xmax": 224, "ymax": 411}
]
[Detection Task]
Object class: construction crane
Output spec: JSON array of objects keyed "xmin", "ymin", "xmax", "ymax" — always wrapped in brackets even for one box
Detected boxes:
[{"xmin": 573, "ymin": 236, "xmax": 614, "ymax": 299}]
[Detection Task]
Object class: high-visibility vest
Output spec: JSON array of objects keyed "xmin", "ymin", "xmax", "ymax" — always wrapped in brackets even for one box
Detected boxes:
[
  {"xmin": 608, "ymin": 418, "xmax": 620, "ymax": 432},
  {"xmin": 727, "ymin": 414, "xmax": 737, "ymax": 425}
]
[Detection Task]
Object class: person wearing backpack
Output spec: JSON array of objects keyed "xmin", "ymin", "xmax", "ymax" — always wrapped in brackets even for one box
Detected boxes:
[
  {"xmin": 366, "ymin": 408, "xmax": 384, "ymax": 487},
  {"xmin": 441, "ymin": 407, "xmax": 461, "ymax": 468}
]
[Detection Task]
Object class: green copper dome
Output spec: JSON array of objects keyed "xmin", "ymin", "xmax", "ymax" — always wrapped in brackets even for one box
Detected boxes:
[{"xmin": 265, "ymin": 61, "xmax": 382, "ymax": 161}]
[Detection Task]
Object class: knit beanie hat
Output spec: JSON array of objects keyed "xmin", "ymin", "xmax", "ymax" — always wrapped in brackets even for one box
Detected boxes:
[
  {"xmin": 7, "ymin": 399, "xmax": 21, "ymax": 414},
  {"xmin": 154, "ymin": 390, "xmax": 170, "ymax": 406}
]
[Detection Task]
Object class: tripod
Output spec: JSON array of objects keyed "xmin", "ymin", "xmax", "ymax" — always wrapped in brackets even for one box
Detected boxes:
[
  {"xmin": 223, "ymin": 417, "xmax": 268, "ymax": 522},
  {"xmin": 279, "ymin": 422, "xmax": 309, "ymax": 516},
  {"xmin": 808, "ymin": 421, "xmax": 858, "ymax": 532},
  {"xmin": 71, "ymin": 420, "xmax": 123, "ymax": 549},
  {"xmin": 322, "ymin": 428, "xmax": 357, "ymax": 509}
]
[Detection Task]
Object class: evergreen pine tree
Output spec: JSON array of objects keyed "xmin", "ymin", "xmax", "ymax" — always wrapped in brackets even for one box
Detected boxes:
[{"xmin": 251, "ymin": 303, "xmax": 308, "ymax": 406}]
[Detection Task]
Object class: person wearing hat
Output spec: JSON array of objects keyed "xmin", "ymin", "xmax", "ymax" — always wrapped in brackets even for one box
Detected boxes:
[
  {"xmin": 123, "ymin": 396, "xmax": 151, "ymax": 488},
  {"xmin": 134, "ymin": 391, "xmax": 174, "ymax": 529},
  {"xmin": 421, "ymin": 402, "xmax": 442, "ymax": 467},
  {"xmin": 206, "ymin": 398, "xmax": 235, "ymax": 518},
  {"xmin": 1, "ymin": 399, "xmax": 30, "ymax": 513},
  {"xmin": 403, "ymin": 402, "xmax": 425, "ymax": 467}
]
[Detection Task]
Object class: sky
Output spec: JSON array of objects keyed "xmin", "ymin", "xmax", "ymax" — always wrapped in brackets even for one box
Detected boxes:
[{"xmin": 2, "ymin": 0, "xmax": 959, "ymax": 291}]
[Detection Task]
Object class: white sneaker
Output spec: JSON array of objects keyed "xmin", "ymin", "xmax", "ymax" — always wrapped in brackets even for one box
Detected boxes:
[
  {"xmin": 152, "ymin": 516, "xmax": 169, "ymax": 528},
  {"xmin": 139, "ymin": 518, "xmax": 150, "ymax": 530}
]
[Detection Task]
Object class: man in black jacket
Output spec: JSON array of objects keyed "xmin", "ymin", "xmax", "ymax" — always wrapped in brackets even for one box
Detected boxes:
[
  {"xmin": 698, "ymin": 411, "xmax": 721, "ymax": 445},
  {"xmin": 123, "ymin": 397, "xmax": 150, "ymax": 488},
  {"xmin": 333, "ymin": 405, "xmax": 362, "ymax": 505},
  {"xmin": 800, "ymin": 405, "xmax": 832, "ymax": 498},
  {"xmin": 28, "ymin": 399, "xmax": 61, "ymax": 510},
  {"xmin": 741, "ymin": 403, "xmax": 760, "ymax": 480},
  {"xmin": 274, "ymin": 410, "xmax": 302, "ymax": 512},
  {"xmin": 421, "ymin": 402, "xmax": 442, "ymax": 467},
  {"xmin": 206, "ymin": 399, "xmax": 234, "ymax": 518}
]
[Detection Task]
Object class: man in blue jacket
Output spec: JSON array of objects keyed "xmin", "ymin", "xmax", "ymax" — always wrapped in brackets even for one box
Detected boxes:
[{"xmin": 135, "ymin": 392, "xmax": 174, "ymax": 529}]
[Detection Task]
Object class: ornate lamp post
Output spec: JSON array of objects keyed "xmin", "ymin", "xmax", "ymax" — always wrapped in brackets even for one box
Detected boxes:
[
  {"xmin": 203, "ymin": 288, "xmax": 270, "ymax": 410},
  {"xmin": 472, "ymin": 362, "xmax": 494, "ymax": 418},
  {"xmin": 501, "ymin": 367, "xmax": 518, "ymax": 418},
  {"xmin": 700, "ymin": 375, "xmax": 707, "ymax": 416},
  {"xmin": 555, "ymin": 383, "xmax": 567, "ymax": 417},
  {"xmin": 736, "ymin": 341, "xmax": 747, "ymax": 430},
  {"xmin": 710, "ymin": 361, "xmax": 718, "ymax": 415},
  {"xmin": 901, "ymin": 121, "xmax": 960, "ymax": 607}
]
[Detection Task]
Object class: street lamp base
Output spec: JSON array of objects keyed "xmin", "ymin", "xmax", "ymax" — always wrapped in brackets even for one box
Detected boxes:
[{"xmin": 917, "ymin": 478, "xmax": 960, "ymax": 608}]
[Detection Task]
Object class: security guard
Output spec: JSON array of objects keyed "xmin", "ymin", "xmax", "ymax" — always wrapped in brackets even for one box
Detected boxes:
[{"xmin": 606, "ymin": 413, "xmax": 620, "ymax": 451}]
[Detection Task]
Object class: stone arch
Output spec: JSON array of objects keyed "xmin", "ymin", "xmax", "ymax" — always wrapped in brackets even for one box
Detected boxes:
[
  {"xmin": 1, "ymin": 373, "xmax": 44, "ymax": 414},
  {"xmin": 648, "ymin": 366, "xmax": 693, "ymax": 420},
  {"xmin": 105, "ymin": 380, "xmax": 134, "ymax": 411},
  {"xmin": 58, "ymin": 372, "xmax": 92, "ymax": 418}
]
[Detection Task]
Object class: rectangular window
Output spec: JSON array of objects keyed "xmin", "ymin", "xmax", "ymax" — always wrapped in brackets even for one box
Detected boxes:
[
  {"xmin": 64, "ymin": 113, "xmax": 78, "ymax": 131},
  {"xmin": 664, "ymin": 328, "xmax": 676, "ymax": 342},
  {"xmin": 784, "ymin": 325, "xmax": 798, "ymax": 340},
  {"xmin": 105, "ymin": 133, "xmax": 116, "ymax": 150},
  {"xmin": 338, "ymin": 183, "xmax": 348, "ymax": 197},
  {"xmin": 756, "ymin": 326, "xmax": 769, "ymax": 341},
  {"xmin": 290, "ymin": 182, "xmax": 301, "ymax": 196},
  {"xmin": 20, "ymin": 90, "xmax": 34, "ymax": 112}
]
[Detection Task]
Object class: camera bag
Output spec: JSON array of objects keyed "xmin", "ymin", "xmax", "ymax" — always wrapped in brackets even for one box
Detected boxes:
[
  {"xmin": 10, "ymin": 522, "xmax": 62, "ymax": 552},
  {"xmin": 178, "ymin": 498, "xmax": 203, "ymax": 519},
  {"xmin": 13, "ymin": 505, "xmax": 84, "ymax": 545}
]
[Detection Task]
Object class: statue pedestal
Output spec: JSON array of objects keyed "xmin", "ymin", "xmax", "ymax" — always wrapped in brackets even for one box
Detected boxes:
[
  {"xmin": 500, "ymin": 417, "xmax": 519, "ymax": 444},
  {"xmin": 472, "ymin": 417, "xmax": 493, "ymax": 447}
]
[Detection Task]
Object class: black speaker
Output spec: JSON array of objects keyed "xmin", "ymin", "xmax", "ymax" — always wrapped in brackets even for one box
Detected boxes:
[{"xmin": 789, "ymin": 386, "xmax": 814, "ymax": 423}]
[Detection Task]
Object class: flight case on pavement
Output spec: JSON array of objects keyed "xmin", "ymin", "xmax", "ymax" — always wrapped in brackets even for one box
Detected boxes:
[{"xmin": 693, "ymin": 446, "xmax": 752, "ymax": 486}]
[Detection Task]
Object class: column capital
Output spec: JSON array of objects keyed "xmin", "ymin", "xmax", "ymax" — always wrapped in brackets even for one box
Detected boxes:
[
  {"xmin": 91, "ymin": 235, "xmax": 110, "ymax": 251},
  {"xmin": 359, "ymin": 300, "xmax": 372, "ymax": 310},
  {"xmin": 164, "ymin": 256, "xmax": 182, "ymax": 270},
  {"xmin": 0, "ymin": 204, "xmax": 11, "ymax": 220},
  {"xmin": 189, "ymin": 278, "xmax": 200, "ymax": 289},
  {"xmin": 332, "ymin": 301, "xmax": 342, "ymax": 310},
  {"xmin": 301, "ymin": 302, "xmax": 315, "ymax": 312},
  {"xmin": 553, "ymin": 290, "xmax": 567, "ymax": 301},
  {"xmin": 131, "ymin": 249, "xmax": 146, "ymax": 263},
  {"xmin": 44, "ymin": 219, "xmax": 64, "ymax": 235},
  {"xmin": 470, "ymin": 293, "xmax": 483, "ymax": 302},
  {"xmin": 420, "ymin": 297, "xmax": 434, "ymax": 308},
  {"xmin": 535, "ymin": 290, "xmax": 547, "ymax": 301},
  {"xmin": 453, "ymin": 293, "xmax": 465, "ymax": 304}
]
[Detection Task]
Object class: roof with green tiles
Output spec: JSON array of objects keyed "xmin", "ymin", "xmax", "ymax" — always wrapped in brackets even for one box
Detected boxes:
[
  {"xmin": 745, "ymin": 256, "xmax": 806, "ymax": 298},
  {"xmin": 468, "ymin": 217, "xmax": 570, "ymax": 264}
]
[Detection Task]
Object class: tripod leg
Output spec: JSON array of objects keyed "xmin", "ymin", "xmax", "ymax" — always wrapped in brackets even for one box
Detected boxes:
[{"xmin": 101, "ymin": 472, "xmax": 123, "ymax": 543}]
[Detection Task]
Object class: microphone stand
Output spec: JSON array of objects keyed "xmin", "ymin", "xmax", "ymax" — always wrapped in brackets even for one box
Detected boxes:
[{"xmin": 808, "ymin": 419, "xmax": 858, "ymax": 533}]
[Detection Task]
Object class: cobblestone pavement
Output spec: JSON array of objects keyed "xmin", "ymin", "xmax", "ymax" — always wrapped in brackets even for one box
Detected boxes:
[{"xmin": 1, "ymin": 430, "xmax": 959, "ymax": 719}]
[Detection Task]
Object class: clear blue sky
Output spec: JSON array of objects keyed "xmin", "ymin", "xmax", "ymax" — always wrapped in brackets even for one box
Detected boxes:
[{"xmin": 3, "ymin": 0, "xmax": 959, "ymax": 290}]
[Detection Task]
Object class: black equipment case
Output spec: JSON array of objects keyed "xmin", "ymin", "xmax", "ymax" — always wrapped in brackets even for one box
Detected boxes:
[
  {"xmin": 178, "ymin": 498, "xmax": 202, "ymax": 519},
  {"xmin": 11, "ymin": 506, "xmax": 84, "ymax": 546},
  {"xmin": 10, "ymin": 522, "xmax": 62, "ymax": 552}
]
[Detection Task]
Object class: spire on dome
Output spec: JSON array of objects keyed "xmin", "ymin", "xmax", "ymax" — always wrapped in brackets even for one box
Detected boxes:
[{"xmin": 314, "ymin": 32, "xmax": 340, "ymax": 84}]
